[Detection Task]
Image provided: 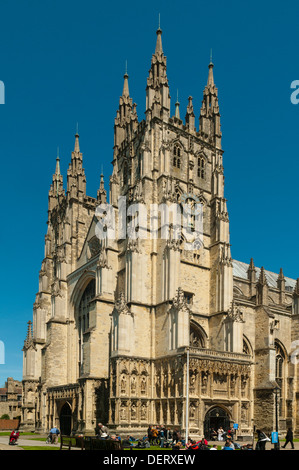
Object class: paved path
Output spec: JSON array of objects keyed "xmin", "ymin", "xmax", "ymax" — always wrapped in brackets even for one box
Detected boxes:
[
  {"xmin": 0, "ymin": 435, "xmax": 60, "ymax": 450},
  {"xmin": 0, "ymin": 435, "xmax": 297, "ymax": 450}
]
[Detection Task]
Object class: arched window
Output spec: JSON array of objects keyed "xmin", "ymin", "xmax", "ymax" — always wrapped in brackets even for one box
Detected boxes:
[
  {"xmin": 275, "ymin": 341, "xmax": 286, "ymax": 418},
  {"xmin": 243, "ymin": 337, "xmax": 252, "ymax": 355},
  {"xmin": 78, "ymin": 279, "xmax": 95, "ymax": 375},
  {"xmin": 173, "ymin": 144, "xmax": 182, "ymax": 168},
  {"xmin": 123, "ymin": 161, "xmax": 128, "ymax": 186},
  {"xmin": 190, "ymin": 323, "xmax": 206, "ymax": 348},
  {"xmin": 197, "ymin": 157, "xmax": 205, "ymax": 179}
]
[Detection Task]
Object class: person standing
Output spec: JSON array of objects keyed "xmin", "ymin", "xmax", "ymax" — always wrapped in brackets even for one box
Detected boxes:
[
  {"xmin": 159, "ymin": 427, "xmax": 165, "ymax": 448},
  {"xmin": 282, "ymin": 428, "xmax": 294, "ymax": 449},
  {"xmin": 217, "ymin": 426, "xmax": 224, "ymax": 441}
]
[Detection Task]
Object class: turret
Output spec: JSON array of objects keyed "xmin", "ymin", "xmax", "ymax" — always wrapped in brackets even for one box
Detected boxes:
[
  {"xmin": 114, "ymin": 66, "xmax": 138, "ymax": 149},
  {"xmin": 145, "ymin": 25, "xmax": 170, "ymax": 121},
  {"xmin": 199, "ymin": 56, "xmax": 222, "ymax": 147},
  {"xmin": 67, "ymin": 129, "xmax": 86, "ymax": 201},
  {"xmin": 48, "ymin": 148, "xmax": 64, "ymax": 211}
]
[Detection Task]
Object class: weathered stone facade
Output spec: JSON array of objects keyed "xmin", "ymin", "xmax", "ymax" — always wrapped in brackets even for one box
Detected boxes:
[
  {"xmin": 0, "ymin": 377, "xmax": 22, "ymax": 420},
  {"xmin": 21, "ymin": 27, "xmax": 299, "ymax": 439}
]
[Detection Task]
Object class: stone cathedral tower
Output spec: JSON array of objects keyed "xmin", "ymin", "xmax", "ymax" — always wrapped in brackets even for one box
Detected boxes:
[{"xmin": 21, "ymin": 27, "xmax": 299, "ymax": 440}]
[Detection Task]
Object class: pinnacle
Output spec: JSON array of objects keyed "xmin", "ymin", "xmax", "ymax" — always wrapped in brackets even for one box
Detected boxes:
[
  {"xmin": 55, "ymin": 148, "xmax": 61, "ymax": 175},
  {"xmin": 74, "ymin": 123, "xmax": 80, "ymax": 153},
  {"xmin": 122, "ymin": 71, "xmax": 130, "ymax": 98},
  {"xmin": 258, "ymin": 266, "xmax": 268, "ymax": 286},
  {"xmin": 248, "ymin": 258, "xmax": 255, "ymax": 270},
  {"xmin": 278, "ymin": 267, "xmax": 285, "ymax": 280},
  {"xmin": 74, "ymin": 132, "xmax": 80, "ymax": 153},
  {"xmin": 155, "ymin": 27, "xmax": 163, "ymax": 54},
  {"xmin": 207, "ymin": 61, "xmax": 215, "ymax": 86},
  {"xmin": 175, "ymin": 90, "xmax": 180, "ymax": 119}
]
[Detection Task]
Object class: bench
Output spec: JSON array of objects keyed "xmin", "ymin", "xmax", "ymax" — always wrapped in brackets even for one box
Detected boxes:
[
  {"xmin": 84, "ymin": 437, "xmax": 123, "ymax": 450},
  {"xmin": 60, "ymin": 435, "xmax": 85, "ymax": 450}
]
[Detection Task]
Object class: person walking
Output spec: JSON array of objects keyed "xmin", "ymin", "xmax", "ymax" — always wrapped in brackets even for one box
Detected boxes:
[
  {"xmin": 255, "ymin": 429, "xmax": 270, "ymax": 450},
  {"xmin": 282, "ymin": 428, "xmax": 294, "ymax": 449}
]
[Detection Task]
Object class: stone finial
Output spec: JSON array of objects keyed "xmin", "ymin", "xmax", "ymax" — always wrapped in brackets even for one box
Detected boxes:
[
  {"xmin": 122, "ymin": 69, "xmax": 130, "ymax": 98},
  {"xmin": 174, "ymin": 90, "xmax": 180, "ymax": 119},
  {"xmin": 258, "ymin": 266, "xmax": 268, "ymax": 286},
  {"xmin": 97, "ymin": 172, "xmax": 107, "ymax": 203},
  {"xmin": 277, "ymin": 268, "xmax": 285, "ymax": 288},
  {"xmin": 74, "ymin": 126, "xmax": 80, "ymax": 153},
  {"xmin": 247, "ymin": 258, "xmax": 256, "ymax": 279},
  {"xmin": 155, "ymin": 25, "xmax": 163, "ymax": 55},
  {"xmin": 24, "ymin": 321, "xmax": 33, "ymax": 349},
  {"xmin": 207, "ymin": 61, "xmax": 215, "ymax": 86}
]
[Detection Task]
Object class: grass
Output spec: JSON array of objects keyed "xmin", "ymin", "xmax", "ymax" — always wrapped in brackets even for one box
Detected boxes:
[{"xmin": 20, "ymin": 446, "xmax": 60, "ymax": 451}]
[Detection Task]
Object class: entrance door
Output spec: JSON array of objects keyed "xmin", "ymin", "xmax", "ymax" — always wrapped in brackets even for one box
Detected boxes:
[
  {"xmin": 204, "ymin": 406, "xmax": 230, "ymax": 439},
  {"xmin": 59, "ymin": 402, "xmax": 72, "ymax": 435}
]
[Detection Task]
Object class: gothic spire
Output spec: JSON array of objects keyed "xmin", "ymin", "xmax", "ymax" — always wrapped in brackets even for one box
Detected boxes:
[
  {"xmin": 208, "ymin": 61, "xmax": 215, "ymax": 86},
  {"xmin": 155, "ymin": 25, "xmax": 163, "ymax": 54},
  {"xmin": 67, "ymin": 127, "xmax": 86, "ymax": 201},
  {"xmin": 122, "ymin": 61, "xmax": 130, "ymax": 98},
  {"xmin": 114, "ymin": 64, "xmax": 138, "ymax": 148},
  {"xmin": 199, "ymin": 55, "xmax": 221, "ymax": 147},
  {"xmin": 55, "ymin": 147, "xmax": 61, "ymax": 175},
  {"xmin": 97, "ymin": 170, "xmax": 107, "ymax": 204},
  {"xmin": 145, "ymin": 25, "xmax": 170, "ymax": 121},
  {"xmin": 185, "ymin": 96, "xmax": 195, "ymax": 131},
  {"xmin": 174, "ymin": 90, "xmax": 180, "ymax": 119},
  {"xmin": 74, "ymin": 123, "xmax": 80, "ymax": 153},
  {"xmin": 48, "ymin": 147, "xmax": 64, "ymax": 210},
  {"xmin": 208, "ymin": 49, "xmax": 215, "ymax": 85}
]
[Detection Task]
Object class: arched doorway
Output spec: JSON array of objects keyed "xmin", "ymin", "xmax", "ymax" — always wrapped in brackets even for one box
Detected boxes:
[
  {"xmin": 204, "ymin": 406, "xmax": 231, "ymax": 439},
  {"xmin": 59, "ymin": 402, "xmax": 72, "ymax": 435}
]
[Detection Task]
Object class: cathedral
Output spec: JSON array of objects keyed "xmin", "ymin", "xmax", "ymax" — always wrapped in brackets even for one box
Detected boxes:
[{"xmin": 21, "ymin": 26, "xmax": 299, "ymax": 440}]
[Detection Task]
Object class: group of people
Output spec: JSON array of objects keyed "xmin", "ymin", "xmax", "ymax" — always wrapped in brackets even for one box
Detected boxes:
[
  {"xmin": 92, "ymin": 421, "xmax": 295, "ymax": 451},
  {"xmin": 147, "ymin": 425, "xmax": 182, "ymax": 448},
  {"xmin": 208, "ymin": 426, "xmax": 236, "ymax": 442}
]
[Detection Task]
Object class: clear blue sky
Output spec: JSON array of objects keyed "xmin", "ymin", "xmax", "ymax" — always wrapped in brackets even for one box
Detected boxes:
[{"xmin": 0, "ymin": 0, "xmax": 299, "ymax": 384}]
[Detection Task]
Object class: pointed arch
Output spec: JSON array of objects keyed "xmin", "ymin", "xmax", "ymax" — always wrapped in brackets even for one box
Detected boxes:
[
  {"xmin": 243, "ymin": 335, "xmax": 253, "ymax": 356},
  {"xmin": 70, "ymin": 271, "xmax": 96, "ymax": 309},
  {"xmin": 189, "ymin": 320, "xmax": 208, "ymax": 348},
  {"xmin": 275, "ymin": 339, "xmax": 287, "ymax": 420}
]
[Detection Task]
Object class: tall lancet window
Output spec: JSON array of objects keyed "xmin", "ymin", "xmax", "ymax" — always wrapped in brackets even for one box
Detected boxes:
[
  {"xmin": 275, "ymin": 341, "xmax": 285, "ymax": 418},
  {"xmin": 123, "ymin": 161, "xmax": 128, "ymax": 186},
  {"xmin": 173, "ymin": 144, "xmax": 181, "ymax": 168},
  {"xmin": 197, "ymin": 157, "xmax": 205, "ymax": 179},
  {"xmin": 78, "ymin": 279, "xmax": 95, "ymax": 376}
]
